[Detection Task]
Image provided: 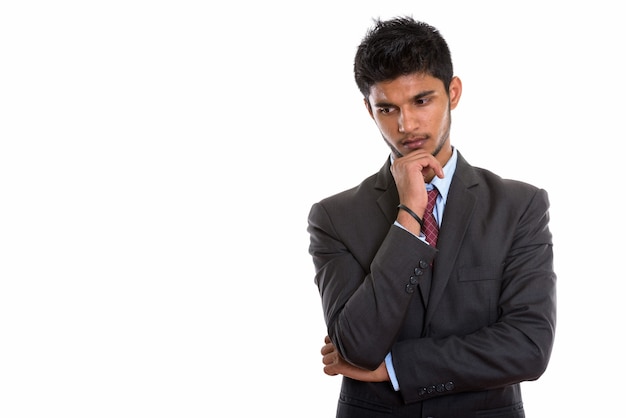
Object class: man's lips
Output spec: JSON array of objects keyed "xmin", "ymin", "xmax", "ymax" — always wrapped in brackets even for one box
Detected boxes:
[{"xmin": 401, "ymin": 137, "xmax": 428, "ymax": 150}]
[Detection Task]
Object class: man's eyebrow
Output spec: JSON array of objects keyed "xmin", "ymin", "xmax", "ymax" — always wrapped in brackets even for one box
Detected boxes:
[
  {"xmin": 373, "ymin": 90, "xmax": 436, "ymax": 108},
  {"xmin": 372, "ymin": 100, "xmax": 396, "ymax": 108},
  {"xmin": 412, "ymin": 90, "xmax": 436, "ymax": 101}
]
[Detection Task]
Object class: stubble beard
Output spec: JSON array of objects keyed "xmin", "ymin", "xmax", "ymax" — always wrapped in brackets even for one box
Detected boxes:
[{"xmin": 432, "ymin": 108, "xmax": 452, "ymax": 158}]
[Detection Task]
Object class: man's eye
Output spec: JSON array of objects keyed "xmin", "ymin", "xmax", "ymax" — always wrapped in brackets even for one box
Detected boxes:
[
  {"xmin": 378, "ymin": 108, "xmax": 392, "ymax": 114},
  {"xmin": 415, "ymin": 98, "xmax": 429, "ymax": 105}
]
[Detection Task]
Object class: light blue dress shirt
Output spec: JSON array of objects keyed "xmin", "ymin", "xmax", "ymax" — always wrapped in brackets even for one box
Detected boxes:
[{"xmin": 385, "ymin": 148, "xmax": 458, "ymax": 390}]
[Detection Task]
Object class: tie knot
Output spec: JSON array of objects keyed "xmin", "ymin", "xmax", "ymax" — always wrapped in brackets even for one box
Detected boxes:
[{"xmin": 426, "ymin": 188, "xmax": 439, "ymax": 212}]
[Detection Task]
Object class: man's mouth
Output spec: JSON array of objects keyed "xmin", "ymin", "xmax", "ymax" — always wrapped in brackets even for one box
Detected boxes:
[{"xmin": 401, "ymin": 137, "xmax": 428, "ymax": 151}]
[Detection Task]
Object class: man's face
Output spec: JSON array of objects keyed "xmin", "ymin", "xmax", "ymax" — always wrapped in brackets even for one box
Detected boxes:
[{"xmin": 366, "ymin": 73, "xmax": 462, "ymax": 164}]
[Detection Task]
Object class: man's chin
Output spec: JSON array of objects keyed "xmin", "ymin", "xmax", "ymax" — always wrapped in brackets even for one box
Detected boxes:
[{"xmin": 390, "ymin": 147, "xmax": 403, "ymax": 158}]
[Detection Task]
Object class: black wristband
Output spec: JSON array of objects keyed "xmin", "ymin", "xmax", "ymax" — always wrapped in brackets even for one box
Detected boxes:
[{"xmin": 397, "ymin": 204, "xmax": 424, "ymax": 229}]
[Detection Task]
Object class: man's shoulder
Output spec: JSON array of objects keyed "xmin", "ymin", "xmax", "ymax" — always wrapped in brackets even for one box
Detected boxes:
[
  {"xmin": 316, "ymin": 170, "xmax": 383, "ymax": 208},
  {"xmin": 463, "ymin": 165, "xmax": 549, "ymax": 213},
  {"xmin": 456, "ymin": 151, "xmax": 541, "ymax": 191},
  {"xmin": 473, "ymin": 166, "xmax": 542, "ymax": 193}
]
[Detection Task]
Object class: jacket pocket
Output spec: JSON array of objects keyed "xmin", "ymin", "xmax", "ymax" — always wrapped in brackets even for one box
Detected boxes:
[{"xmin": 453, "ymin": 265, "xmax": 504, "ymax": 328}]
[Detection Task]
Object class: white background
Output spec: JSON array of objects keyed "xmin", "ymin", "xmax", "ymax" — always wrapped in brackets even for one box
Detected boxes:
[{"xmin": 1, "ymin": 1, "xmax": 624, "ymax": 417}]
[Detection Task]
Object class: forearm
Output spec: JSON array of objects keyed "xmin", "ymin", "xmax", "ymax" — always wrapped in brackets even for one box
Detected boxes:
[
  {"xmin": 312, "ymin": 223, "xmax": 436, "ymax": 370},
  {"xmin": 393, "ymin": 315, "xmax": 554, "ymax": 402},
  {"xmin": 393, "ymin": 245, "xmax": 556, "ymax": 402}
]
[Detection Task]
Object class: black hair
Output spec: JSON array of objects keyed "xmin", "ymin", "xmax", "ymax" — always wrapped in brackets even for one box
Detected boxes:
[{"xmin": 354, "ymin": 16, "xmax": 454, "ymax": 98}]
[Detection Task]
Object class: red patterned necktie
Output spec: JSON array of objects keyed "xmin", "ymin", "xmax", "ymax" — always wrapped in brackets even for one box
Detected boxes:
[{"xmin": 423, "ymin": 188, "xmax": 439, "ymax": 247}]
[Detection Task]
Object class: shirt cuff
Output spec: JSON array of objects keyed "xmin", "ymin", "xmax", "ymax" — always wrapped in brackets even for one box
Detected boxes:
[
  {"xmin": 394, "ymin": 221, "xmax": 426, "ymax": 242},
  {"xmin": 385, "ymin": 352, "xmax": 400, "ymax": 391}
]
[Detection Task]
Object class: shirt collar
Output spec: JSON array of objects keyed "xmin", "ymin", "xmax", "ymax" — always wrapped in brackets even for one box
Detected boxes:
[{"xmin": 430, "ymin": 147, "xmax": 457, "ymax": 205}]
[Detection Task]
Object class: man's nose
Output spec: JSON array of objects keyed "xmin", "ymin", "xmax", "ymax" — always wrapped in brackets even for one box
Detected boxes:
[{"xmin": 398, "ymin": 109, "xmax": 419, "ymax": 133}]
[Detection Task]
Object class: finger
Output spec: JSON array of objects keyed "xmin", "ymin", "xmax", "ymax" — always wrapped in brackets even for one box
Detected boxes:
[
  {"xmin": 321, "ymin": 343, "xmax": 331, "ymax": 356},
  {"xmin": 418, "ymin": 161, "xmax": 444, "ymax": 182},
  {"xmin": 324, "ymin": 335, "xmax": 331, "ymax": 344},
  {"xmin": 417, "ymin": 155, "xmax": 443, "ymax": 174},
  {"xmin": 394, "ymin": 152, "xmax": 443, "ymax": 179},
  {"xmin": 321, "ymin": 353, "xmax": 335, "ymax": 366},
  {"xmin": 323, "ymin": 365, "xmax": 338, "ymax": 376},
  {"xmin": 430, "ymin": 163, "xmax": 445, "ymax": 179}
]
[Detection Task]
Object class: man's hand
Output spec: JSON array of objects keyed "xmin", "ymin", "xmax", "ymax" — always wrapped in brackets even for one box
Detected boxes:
[
  {"xmin": 391, "ymin": 150, "xmax": 444, "ymax": 234},
  {"xmin": 321, "ymin": 336, "xmax": 390, "ymax": 382},
  {"xmin": 391, "ymin": 150, "xmax": 444, "ymax": 206}
]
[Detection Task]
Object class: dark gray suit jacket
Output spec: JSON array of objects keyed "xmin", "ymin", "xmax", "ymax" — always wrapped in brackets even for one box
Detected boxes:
[{"xmin": 308, "ymin": 151, "xmax": 556, "ymax": 418}]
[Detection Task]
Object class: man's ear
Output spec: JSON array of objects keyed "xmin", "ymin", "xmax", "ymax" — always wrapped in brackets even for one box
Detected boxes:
[{"xmin": 449, "ymin": 76, "xmax": 462, "ymax": 110}]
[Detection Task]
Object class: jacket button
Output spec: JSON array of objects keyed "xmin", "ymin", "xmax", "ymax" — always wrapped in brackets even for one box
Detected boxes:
[
  {"xmin": 413, "ymin": 268, "xmax": 423, "ymax": 276},
  {"xmin": 409, "ymin": 276, "xmax": 418, "ymax": 285},
  {"xmin": 445, "ymin": 381, "xmax": 455, "ymax": 391},
  {"xmin": 419, "ymin": 260, "xmax": 429, "ymax": 269},
  {"xmin": 405, "ymin": 284, "xmax": 416, "ymax": 294}
]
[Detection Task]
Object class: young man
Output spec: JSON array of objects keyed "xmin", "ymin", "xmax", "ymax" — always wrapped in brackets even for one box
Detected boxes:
[{"xmin": 307, "ymin": 17, "xmax": 556, "ymax": 417}]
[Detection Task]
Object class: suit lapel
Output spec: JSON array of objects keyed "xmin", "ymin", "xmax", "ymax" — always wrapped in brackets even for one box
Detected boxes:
[
  {"xmin": 375, "ymin": 158, "xmax": 400, "ymax": 224},
  {"xmin": 424, "ymin": 154, "xmax": 478, "ymax": 326}
]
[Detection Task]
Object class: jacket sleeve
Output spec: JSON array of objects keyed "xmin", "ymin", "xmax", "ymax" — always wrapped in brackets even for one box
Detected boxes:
[
  {"xmin": 308, "ymin": 201, "xmax": 437, "ymax": 370},
  {"xmin": 393, "ymin": 187, "xmax": 557, "ymax": 403}
]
